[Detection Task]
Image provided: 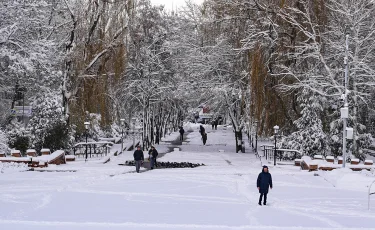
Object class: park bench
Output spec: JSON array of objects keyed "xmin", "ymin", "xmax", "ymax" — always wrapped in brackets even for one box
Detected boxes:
[
  {"xmin": 41, "ymin": 148, "xmax": 51, "ymax": 155},
  {"xmin": 26, "ymin": 149, "xmax": 37, "ymax": 157},
  {"xmin": 11, "ymin": 150, "xmax": 22, "ymax": 157},
  {"xmin": 65, "ymin": 155, "xmax": 76, "ymax": 161}
]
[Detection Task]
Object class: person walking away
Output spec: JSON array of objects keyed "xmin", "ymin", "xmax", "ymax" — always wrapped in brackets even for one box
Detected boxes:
[
  {"xmin": 211, "ymin": 120, "xmax": 215, "ymax": 130},
  {"xmin": 202, "ymin": 132, "xmax": 207, "ymax": 145},
  {"xmin": 257, "ymin": 165, "xmax": 273, "ymax": 205},
  {"xmin": 214, "ymin": 120, "xmax": 218, "ymax": 130},
  {"xmin": 148, "ymin": 147, "xmax": 152, "ymax": 161},
  {"xmin": 133, "ymin": 145, "xmax": 144, "ymax": 173},
  {"xmin": 149, "ymin": 146, "xmax": 158, "ymax": 169},
  {"xmin": 179, "ymin": 126, "xmax": 185, "ymax": 141},
  {"xmin": 199, "ymin": 125, "xmax": 205, "ymax": 137}
]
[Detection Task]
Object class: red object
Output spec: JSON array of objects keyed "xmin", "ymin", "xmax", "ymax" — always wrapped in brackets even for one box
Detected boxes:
[{"xmin": 203, "ymin": 106, "xmax": 209, "ymax": 113}]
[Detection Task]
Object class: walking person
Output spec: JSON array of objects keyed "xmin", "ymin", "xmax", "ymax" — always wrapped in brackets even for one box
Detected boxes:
[
  {"xmin": 202, "ymin": 132, "xmax": 207, "ymax": 145},
  {"xmin": 179, "ymin": 126, "xmax": 185, "ymax": 141},
  {"xmin": 149, "ymin": 146, "xmax": 158, "ymax": 169},
  {"xmin": 214, "ymin": 120, "xmax": 218, "ymax": 130},
  {"xmin": 257, "ymin": 165, "xmax": 273, "ymax": 205},
  {"xmin": 211, "ymin": 120, "xmax": 215, "ymax": 130},
  {"xmin": 133, "ymin": 145, "xmax": 144, "ymax": 173},
  {"xmin": 199, "ymin": 125, "xmax": 205, "ymax": 137}
]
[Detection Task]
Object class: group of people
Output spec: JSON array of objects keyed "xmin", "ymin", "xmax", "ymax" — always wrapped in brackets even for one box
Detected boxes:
[
  {"xmin": 211, "ymin": 119, "xmax": 218, "ymax": 130},
  {"xmin": 132, "ymin": 145, "xmax": 159, "ymax": 173}
]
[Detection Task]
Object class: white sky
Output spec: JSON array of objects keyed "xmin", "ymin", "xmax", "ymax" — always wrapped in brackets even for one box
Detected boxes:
[{"xmin": 150, "ymin": 0, "xmax": 204, "ymax": 10}]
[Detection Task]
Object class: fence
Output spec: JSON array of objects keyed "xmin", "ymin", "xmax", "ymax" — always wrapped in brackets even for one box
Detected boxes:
[
  {"xmin": 261, "ymin": 145, "xmax": 302, "ymax": 162},
  {"xmin": 72, "ymin": 141, "xmax": 113, "ymax": 158}
]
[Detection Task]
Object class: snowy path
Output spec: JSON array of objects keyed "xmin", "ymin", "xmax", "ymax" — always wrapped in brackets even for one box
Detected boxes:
[{"xmin": 1, "ymin": 123, "xmax": 375, "ymax": 229}]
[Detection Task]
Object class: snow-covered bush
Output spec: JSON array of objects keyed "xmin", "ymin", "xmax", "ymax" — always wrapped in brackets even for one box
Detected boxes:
[
  {"xmin": 280, "ymin": 91, "xmax": 329, "ymax": 157},
  {"xmin": 6, "ymin": 121, "xmax": 31, "ymax": 154},
  {"xmin": 28, "ymin": 92, "xmax": 73, "ymax": 152},
  {"xmin": 0, "ymin": 128, "xmax": 8, "ymax": 153},
  {"xmin": 329, "ymin": 113, "xmax": 372, "ymax": 160},
  {"xmin": 80, "ymin": 113, "xmax": 122, "ymax": 142}
]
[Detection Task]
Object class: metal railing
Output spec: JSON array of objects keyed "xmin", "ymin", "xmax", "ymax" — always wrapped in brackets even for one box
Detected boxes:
[
  {"xmin": 261, "ymin": 145, "xmax": 302, "ymax": 161},
  {"xmin": 72, "ymin": 141, "xmax": 113, "ymax": 158}
]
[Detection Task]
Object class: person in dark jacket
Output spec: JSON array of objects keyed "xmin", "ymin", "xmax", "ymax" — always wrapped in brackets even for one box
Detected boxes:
[
  {"xmin": 179, "ymin": 127, "xmax": 185, "ymax": 141},
  {"xmin": 214, "ymin": 120, "xmax": 218, "ymax": 130},
  {"xmin": 199, "ymin": 125, "xmax": 205, "ymax": 136},
  {"xmin": 148, "ymin": 146, "xmax": 158, "ymax": 169},
  {"xmin": 202, "ymin": 132, "xmax": 207, "ymax": 145},
  {"xmin": 257, "ymin": 165, "xmax": 273, "ymax": 205},
  {"xmin": 133, "ymin": 146, "xmax": 144, "ymax": 173}
]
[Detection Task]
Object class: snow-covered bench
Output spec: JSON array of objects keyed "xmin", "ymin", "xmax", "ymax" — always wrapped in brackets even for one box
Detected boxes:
[
  {"xmin": 37, "ymin": 150, "xmax": 66, "ymax": 165},
  {"xmin": 65, "ymin": 155, "xmax": 76, "ymax": 161},
  {"xmin": 0, "ymin": 150, "xmax": 66, "ymax": 167},
  {"xmin": 41, "ymin": 148, "xmax": 51, "ymax": 155},
  {"xmin": 26, "ymin": 149, "xmax": 37, "ymax": 157},
  {"xmin": 11, "ymin": 150, "xmax": 22, "ymax": 157},
  {"xmin": 301, "ymin": 156, "xmax": 341, "ymax": 171},
  {"xmin": 301, "ymin": 156, "xmax": 318, "ymax": 171},
  {"xmin": 326, "ymin": 156, "xmax": 334, "ymax": 163}
]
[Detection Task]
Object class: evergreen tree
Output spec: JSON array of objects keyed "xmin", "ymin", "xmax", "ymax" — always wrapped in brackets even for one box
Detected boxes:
[{"xmin": 280, "ymin": 90, "xmax": 329, "ymax": 157}]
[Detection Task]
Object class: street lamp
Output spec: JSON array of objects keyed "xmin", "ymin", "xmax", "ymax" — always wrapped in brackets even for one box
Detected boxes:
[
  {"xmin": 120, "ymin": 119, "xmax": 125, "ymax": 154},
  {"xmin": 84, "ymin": 121, "xmax": 90, "ymax": 161},
  {"xmin": 273, "ymin": 125, "xmax": 279, "ymax": 166},
  {"xmin": 131, "ymin": 118, "xmax": 136, "ymax": 150},
  {"xmin": 341, "ymin": 32, "xmax": 350, "ymax": 168}
]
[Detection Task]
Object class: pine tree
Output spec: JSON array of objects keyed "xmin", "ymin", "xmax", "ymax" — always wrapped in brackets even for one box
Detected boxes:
[{"xmin": 280, "ymin": 90, "xmax": 329, "ymax": 157}]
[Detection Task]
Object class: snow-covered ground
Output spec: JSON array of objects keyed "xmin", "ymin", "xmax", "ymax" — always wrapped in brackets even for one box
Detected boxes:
[{"xmin": 1, "ymin": 123, "xmax": 375, "ymax": 230}]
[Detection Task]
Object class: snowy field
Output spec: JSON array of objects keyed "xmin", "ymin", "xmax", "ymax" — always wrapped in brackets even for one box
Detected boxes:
[{"xmin": 1, "ymin": 123, "xmax": 375, "ymax": 230}]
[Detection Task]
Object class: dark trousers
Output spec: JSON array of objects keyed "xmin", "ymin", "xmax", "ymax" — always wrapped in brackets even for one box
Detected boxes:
[
  {"xmin": 150, "ymin": 157, "xmax": 157, "ymax": 169},
  {"xmin": 135, "ymin": 160, "xmax": 142, "ymax": 173},
  {"xmin": 180, "ymin": 134, "xmax": 184, "ymax": 141},
  {"xmin": 259, "ymin": 193, "xmax": 268, "ymax": 204}
]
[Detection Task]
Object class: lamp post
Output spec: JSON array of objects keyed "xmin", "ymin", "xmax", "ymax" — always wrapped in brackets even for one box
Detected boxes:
[
  {"xmin": 120, "ymin": 119, "xmax": 125, "ymax": 154},
  {"xmin": 341, "ymin": 32, "xmax": 350, "ymax": 168},
  {"xmin": 132, "ymin": 118, "xmax": 136, "ymax": 150},
  {"xmin": 84, "ymin": 121, "xmax": 90, "ymax": 161},
  {"xmin": 273, "ymin": 125, "xmax": 279, "ymax": 166}
]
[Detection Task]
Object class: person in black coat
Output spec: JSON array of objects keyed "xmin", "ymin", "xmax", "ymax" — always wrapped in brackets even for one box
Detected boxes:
[
  {"xmin": 179, "ymin": 127, "xmax": 185, "ymax": 141},
  {"xmin": 257, "ymin": 165, "xmax": 273, "ymax": 205},
  {"xmin": 202, "ymin": 132, "xmax": 207, "ymax": 145},
  {"xmin": 133, "ymin": 146, "xmax": 144, "ymax": 173},
  {"xmin": 199, "ymin": 125, "xmax": 205, "ymax": 136},
  {"xmin": 148, "ymin": 146, "xmax": 158, "ymax": 169}
]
